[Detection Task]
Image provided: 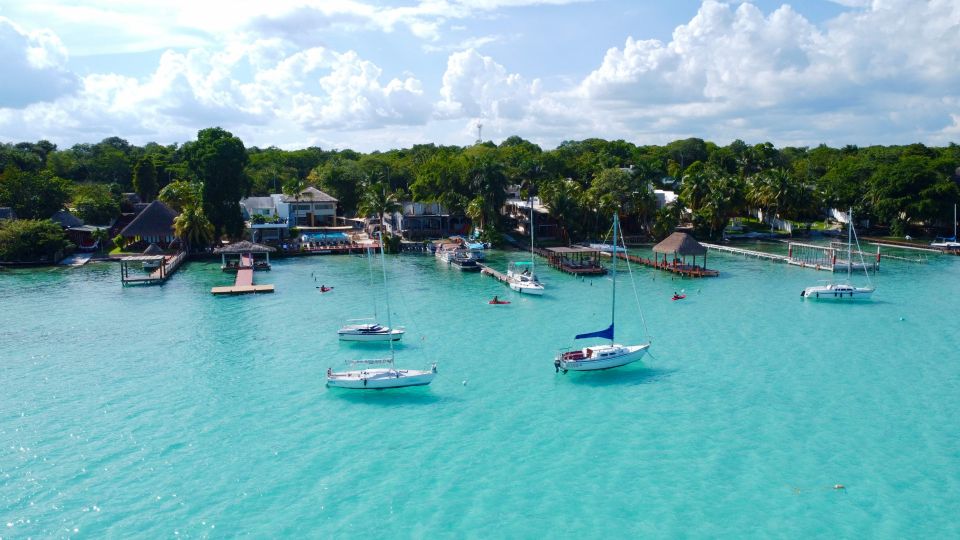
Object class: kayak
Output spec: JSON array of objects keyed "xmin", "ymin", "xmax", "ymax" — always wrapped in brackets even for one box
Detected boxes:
[
  {"xmin": 318, "ymin": 286, "xmax": 334, "ymax": 293},
  {"xmin": 671, "ymin": 294, "xmax": 686, "ymax": 301},
  {"xmin": 489, "ymin": 300, "xmax": 511, "ymax": 305}
]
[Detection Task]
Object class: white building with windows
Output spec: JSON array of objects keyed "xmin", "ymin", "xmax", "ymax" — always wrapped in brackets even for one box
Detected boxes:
[
  {"xmin": 273, "ymin": 187, "xmax": 338, "ymax": 227},
  {"xmin": 240, "ymin": 186, "xmax": 339, "ymax": 242}
]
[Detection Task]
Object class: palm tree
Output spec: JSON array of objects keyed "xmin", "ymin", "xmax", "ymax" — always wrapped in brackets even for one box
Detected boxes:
[
  {"xmin": 468, "ymin": 157, "xmax": 508, "ymax": 232},
  {"xmin": 91, "ymin": 227, "xmax": 111, "ymax": 254},
  {"xmin": 174, "ymin": 204, "xmax": 214, "ymax": 253},
  {"xmin": 466, "ymin": 196, "xmax": 486, "ymax": 232},
  {"xmin": 541, "ymin": 179, "xmax": 582, "ymax": 243},
  {"xmin": 357, "ymin": 182, "xmax": 401, "ymax": 236},
  {"xmin": 679, "ymin": 163, "xmax": 712, "ymax": 212}
]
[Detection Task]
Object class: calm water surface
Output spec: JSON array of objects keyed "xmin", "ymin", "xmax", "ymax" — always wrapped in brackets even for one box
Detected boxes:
[{"xmin": 2, "ymin": 244, "xmax": 959, "ymax": 537}]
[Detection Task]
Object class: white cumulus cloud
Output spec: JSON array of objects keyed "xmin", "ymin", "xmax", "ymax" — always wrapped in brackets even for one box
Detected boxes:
[{"xmin": 0, "ymin": 17, "xmax": 78, "ymax": 108}]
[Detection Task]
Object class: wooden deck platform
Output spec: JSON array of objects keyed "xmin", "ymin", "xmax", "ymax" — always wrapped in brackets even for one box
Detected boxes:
[
  {"xmin": 478, "ymin": 263, "xmax": 510, "ymax": 283},
  {"xmin": 603, "ymin": 251, "xmax": 719, "ymax": 277},
  {"xmin": 121, "ymin": 251, "xmax": 186, "ymax": 285},
  {"xmin": 211, "ymin": 284, "xmax": 275, "ymax": 295},
  {"xmin": 211, "ymin": 253, "xmax": 274, "ymax": 294}
]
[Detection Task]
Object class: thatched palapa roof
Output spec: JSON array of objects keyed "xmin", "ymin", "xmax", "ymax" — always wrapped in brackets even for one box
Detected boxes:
[
  {"xmin": 214, "ymin": 241, "xmax": 276, "ymax": 254},
  {"xmin": 120, "ymin": 200, "xmax": 178, "ymax": 238},
  {"xmin": 143, "ymin": 243, "xmax": 165, "ymax": 255},
  {"xmin": 50, "ymin": 210, "xmax": 84, "ymax": 229},
  {"xmin": 279, "ymin": 186, "xmax": 337, "ymax": 203},
  {"xmin": 653, "ymin": 232, "xmax": 706, "ymax": 255}
]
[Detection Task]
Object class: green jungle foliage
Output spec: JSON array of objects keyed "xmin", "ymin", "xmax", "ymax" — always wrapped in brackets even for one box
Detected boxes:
[
  {"xmin": 0, "ymin": 219, "xmax": 71, "ymax": 262},
  {"xmin": 2, "ymin": 135, "xmax": 959, "ymax": 242}
]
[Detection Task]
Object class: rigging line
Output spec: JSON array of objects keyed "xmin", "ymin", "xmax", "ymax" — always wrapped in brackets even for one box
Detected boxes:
[
  {"xmin": 388, "ymin": 254, "xmax": 435, "ymax": 367},
  {"xmin": 850, "ymin": 216, "xmax": 874, "ymax": 287},
  {"xmin": 617, "ymin": 218, "xmax": 651, "ymax": 341},
  {"xmin": 366, "ymin": 246, "xmax": 378, "ymax": 319}
]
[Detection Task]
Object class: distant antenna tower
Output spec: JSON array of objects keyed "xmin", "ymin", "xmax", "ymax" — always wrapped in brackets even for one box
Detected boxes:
[{"xmin": 476, "ymin": 123, "xmax": 483, "ymax": 144}]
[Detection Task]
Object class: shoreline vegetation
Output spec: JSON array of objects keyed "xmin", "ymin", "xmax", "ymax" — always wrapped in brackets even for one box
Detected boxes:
[{"xmin": 2, "ymin": 129, "xmax": 959, "ymax": 265}]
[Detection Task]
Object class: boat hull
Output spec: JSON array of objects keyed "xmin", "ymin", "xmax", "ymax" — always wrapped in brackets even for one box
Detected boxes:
[
  {"xmin": 337, "ymin": 329, "xmax": 405, "ymax": 342},
  {"xmin": 326, "ymin": 368, "xmax": 436, "ymax": 389},
  {"xmin": 801, "ymin": 285, "xmax": 873, "ymax": 300},
  {"xmin": 557, "ymin": 343, "xmax": 650, "ymax": 371},
  {"xmin": 509, "ymin": 281, "xmax": 545, "ymax": 295}
]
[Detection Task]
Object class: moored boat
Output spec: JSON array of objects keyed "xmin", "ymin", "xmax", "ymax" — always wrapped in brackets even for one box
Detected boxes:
[
  {"xmin": 555, "ymin": 212, "xmax": 651, "ymax": 373},
  {"xmin": 801, "ymin": 207, "xmax": 875, "ymax": 301},
  {"xmin": 337, "ymin": 319, "xmax": 405, "ymax": 341},
  {"xmin": 326, "ymin": 360, "xmax": 436, "ymax": 389},
  {"xmin": 329, "ymin": 232, "xmax": 435, "ymax": 390}
]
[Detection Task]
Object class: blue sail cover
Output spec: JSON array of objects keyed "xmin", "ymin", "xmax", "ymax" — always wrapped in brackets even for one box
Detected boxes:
[{"xmin": 575, "ymin": 324, "xmax": 614, "ymax": 341}]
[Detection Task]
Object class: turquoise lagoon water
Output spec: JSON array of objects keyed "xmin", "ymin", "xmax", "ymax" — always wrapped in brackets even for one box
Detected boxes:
[{"xmin": 2, "ymin": 244, "xmax": 959, "ymax": 538}]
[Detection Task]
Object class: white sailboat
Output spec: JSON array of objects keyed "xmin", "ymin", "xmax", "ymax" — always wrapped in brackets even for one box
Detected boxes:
[
  {"xmin": 328, "ymin": 233, "xmax": 436, "ymax": 389},
  {"xmin": 931, "ymin": 204, "xmax": 960, "ymax": 249},
  {"xmin": 338, "ymin": 244, "xmax": 405, "ymax": 342},
  {"xmin": 555, "ymin": 212, "xmax": 650, "ymax": 373},
  {"xmin": 801, "ymin": 208, "xmax": 874, "ymax": 300},
  {"xmin": 506, "ymin": 197, "xmax": 545, "ymax": 295}
]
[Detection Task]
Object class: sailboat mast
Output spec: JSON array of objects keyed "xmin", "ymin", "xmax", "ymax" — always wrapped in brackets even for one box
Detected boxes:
[
  {"xmin": 378, "ymin": 232, "xmax": 395, "ymax": 360},
  {"xmin": 610, "ymin": 212, "xmax": 618, "ymax": 345},
  {"xmin": 367, "ymin": 246, "xmax": 377, "ymax": 318},
  {"xmin": 954, "ymin": 203, "xmax": 957, "ymax": 240},
  {"xmin": 530, "ymin": 195, "xmax": 535, "ymax": 273},
  {"xmin": 847, "ymin": 207, "xmax": 853, "ymax": 280}
]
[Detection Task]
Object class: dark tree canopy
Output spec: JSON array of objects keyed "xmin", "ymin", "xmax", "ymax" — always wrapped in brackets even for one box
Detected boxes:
[{"xmin": 185, "ymin": 127, "xmax": 249, "ymax": 239}]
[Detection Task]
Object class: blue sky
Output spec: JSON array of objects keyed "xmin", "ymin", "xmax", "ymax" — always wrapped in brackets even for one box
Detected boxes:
[{"xmin": 0, "ymin": 0, "xmax": 958, "ymax": 151}]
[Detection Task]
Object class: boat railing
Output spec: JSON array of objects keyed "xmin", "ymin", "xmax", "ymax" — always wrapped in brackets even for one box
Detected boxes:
[{"xmin": 348, "ymin": 358, "xmax": 394, "ymax": 366}]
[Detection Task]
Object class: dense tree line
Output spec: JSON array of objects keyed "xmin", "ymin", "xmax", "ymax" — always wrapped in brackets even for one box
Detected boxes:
[{"xmin": 2, "ymin": 132, "xmax": 959, "ymax": 252}]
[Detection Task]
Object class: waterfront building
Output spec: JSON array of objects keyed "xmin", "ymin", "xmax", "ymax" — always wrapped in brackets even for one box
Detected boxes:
[
  {"xmin": 119, "ymin": 200, "xmax": 179, "ymax": 249},
  {"xmin": 240, "ymin": 187, "xmax": 338, "ymax": 242},
  {"xmin": 388, "ymin": 201, "xmax": 469, "ymax": 240}
]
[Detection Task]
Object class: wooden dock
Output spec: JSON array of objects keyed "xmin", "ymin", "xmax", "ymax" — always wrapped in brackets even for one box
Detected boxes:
[
  {"xmin": 211, "ymin": 254, "xmax": 274, "ymax": 295},
  {"xmin": 121, "ymin": 251, "xmax": 186, "ymax": 285},
  {"xmin": 603, "ymin": 251, "xmax": 720, "ymax": 277},
  {"xmin": 478, "ymin": 263, "xmax": 511, "ymax": 283}
]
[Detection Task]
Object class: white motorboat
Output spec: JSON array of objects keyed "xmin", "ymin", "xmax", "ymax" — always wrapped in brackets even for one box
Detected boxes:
[
  {"xmin": 435, "ymin": 244, "xmax": 457, "ymax": 263},
  {"xmin": 555, "ymin": 213, "xmax": 651, "ymax": 373},
  {"xmin": 326, "ymin": 359, "xmax": 436, "ymax": 389},
  {"xmin": 337, "ymin": 318, "xmax": 405, "ymax": 341},
  {"xmin": 802, "ymin": 207, "xmax": 875, "ymax": 301},
  {"xmin": 328, "ymin": 232, "xmax": 436, "ymax": 390},
  {"xmin": 506, "ymin": 261, "xmax": 544, "ymax": 294}
]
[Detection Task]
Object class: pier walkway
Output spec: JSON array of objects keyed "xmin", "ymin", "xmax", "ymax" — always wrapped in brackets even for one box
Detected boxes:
[
  {"xmin": 211, "ymin": 254, "xmax": 274, "ymax": 295},
  {"xmin": 478, "ymin": 263, "xmax": 511, "ymax": 284},
  {"xmin": 121, "ymin": 251, "xmax": 186, "ymax": 285},
  {"xmin": 701, "ymin": 242, "xmax": 788, "ymax": 262}
]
